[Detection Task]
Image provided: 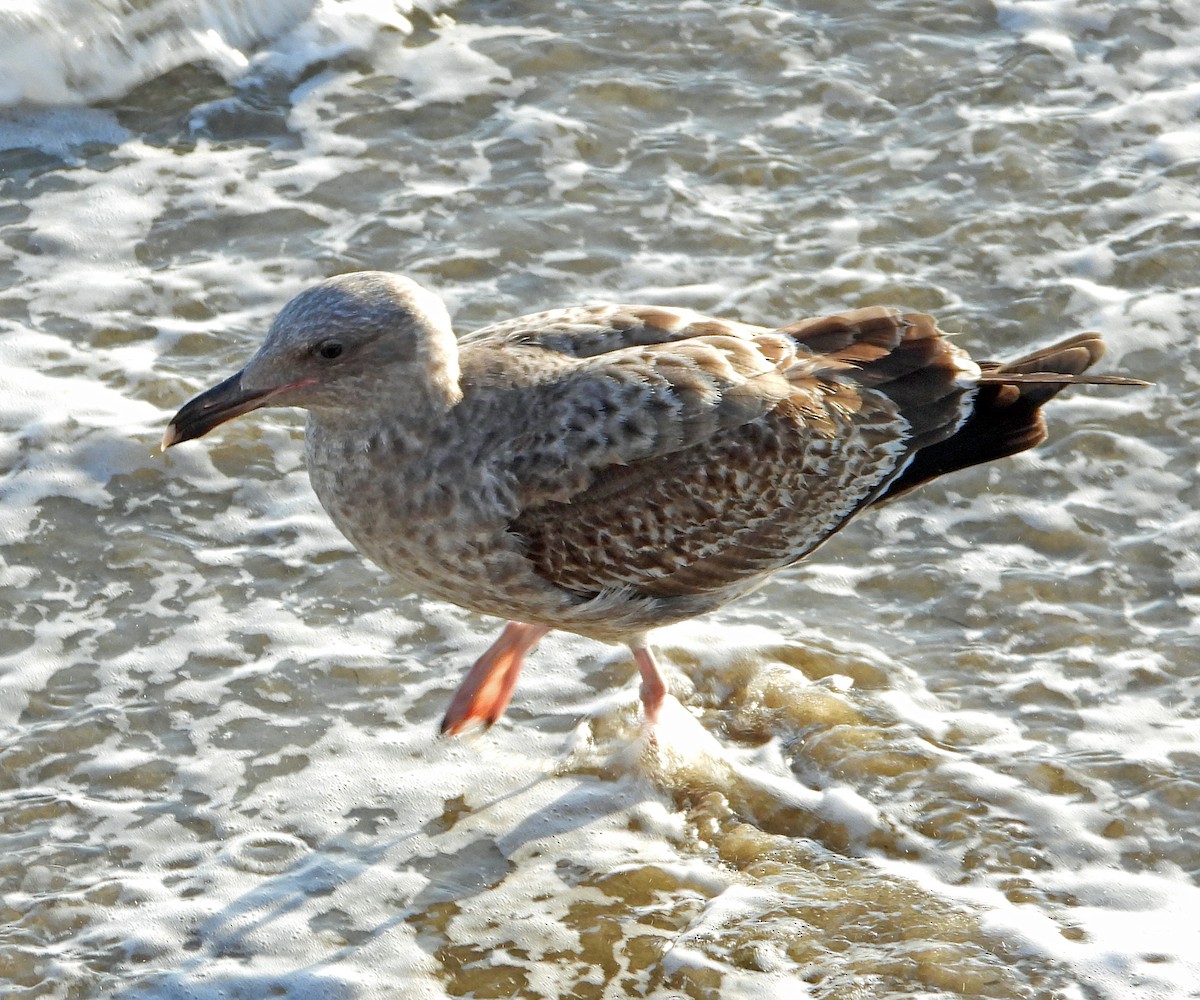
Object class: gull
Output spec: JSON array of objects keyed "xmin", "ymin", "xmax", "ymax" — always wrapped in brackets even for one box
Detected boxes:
[{"xmin": 162, "ymin": 272, "xmax": 1145, "ymax": 734}]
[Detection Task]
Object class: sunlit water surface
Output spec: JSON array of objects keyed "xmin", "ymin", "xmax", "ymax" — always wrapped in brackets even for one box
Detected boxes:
[{"xmin": 1, "ymin": 1, "xmax": 1197, "ymax": 997}]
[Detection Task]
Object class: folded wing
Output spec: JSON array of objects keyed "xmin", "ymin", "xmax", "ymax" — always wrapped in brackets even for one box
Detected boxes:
[{"xmin": 497, "ymin": 306, "xmax": 977, "ymax": 599}]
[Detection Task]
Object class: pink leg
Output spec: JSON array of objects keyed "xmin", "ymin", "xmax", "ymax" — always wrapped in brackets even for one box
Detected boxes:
[
  {"xmin": 440, "ymin": 622, "xmax": 550, "ymax": 735},
  {"xmin": 633, "ymin": 646, "xmax": 667, "ymax": 724}
]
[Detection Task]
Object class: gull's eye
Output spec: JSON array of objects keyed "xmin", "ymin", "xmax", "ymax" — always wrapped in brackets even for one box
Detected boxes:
[{"xmin": 315, "ymin": 340, "xmax": 343, "ymax": 360}]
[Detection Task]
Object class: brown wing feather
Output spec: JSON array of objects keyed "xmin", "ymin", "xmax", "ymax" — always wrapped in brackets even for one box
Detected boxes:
[
  {"xmin": 512, "ymin": 391, "xmax": 906, "ymax": 597},
  {"xmin": 476, "ymin": 332, "xmax": 799, "ymax": 506},
  {"xmin": 507, "ymin": 307, "xmax": 977, "ymax": 599},
  {"xmin": 459, "ymin": 303, "xmax": 770, "ymax": 358}
]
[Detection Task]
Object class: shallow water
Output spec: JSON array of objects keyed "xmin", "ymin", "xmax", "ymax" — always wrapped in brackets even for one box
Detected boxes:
[{"xmin": 0, "ymin": 0, "xmax": 1197, "ymax": 997}]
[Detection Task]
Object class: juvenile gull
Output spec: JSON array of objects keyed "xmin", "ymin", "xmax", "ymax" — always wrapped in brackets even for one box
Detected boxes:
[{"xmin": 162, "ymin": 272, "xmax": 1145, "ymax": 734}]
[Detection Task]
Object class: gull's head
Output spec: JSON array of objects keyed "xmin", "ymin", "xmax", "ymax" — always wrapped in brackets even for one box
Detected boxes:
[{"xmin": 161, "ymin": 272, "xmax": 459, "ymax": 449}]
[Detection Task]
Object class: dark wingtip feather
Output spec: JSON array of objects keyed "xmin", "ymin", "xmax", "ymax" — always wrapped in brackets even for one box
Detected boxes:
[{"xmin": 873, "ymin": 331, "xmax": 1146, "ymax": 504}]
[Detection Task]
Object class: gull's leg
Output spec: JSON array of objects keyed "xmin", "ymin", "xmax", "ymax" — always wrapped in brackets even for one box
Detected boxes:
[
  {"xmin": 440, "ymin": 622, "xmax": 550, "ymax": 735},
  {"xmin": 633, "ymin": 645, "xmax": 667, "ymax": 724}
]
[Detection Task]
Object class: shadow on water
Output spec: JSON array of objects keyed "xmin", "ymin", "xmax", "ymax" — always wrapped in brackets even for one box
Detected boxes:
[
  {"xmin": 111, "ymin": 770, "xmax": 608, "ymax": 1000},
  {"xmin": 113, "ymin": 829, "xmax": 418, "ymax": 999}
]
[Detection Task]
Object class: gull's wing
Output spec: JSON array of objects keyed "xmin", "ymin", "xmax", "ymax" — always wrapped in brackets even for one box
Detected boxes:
[{"xmin": 461, "ymin": 306, "xmax": 977, "ymax": 600}]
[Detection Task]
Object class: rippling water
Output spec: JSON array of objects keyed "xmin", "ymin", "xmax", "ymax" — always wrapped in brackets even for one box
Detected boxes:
[{"xmin": 1, "ymin": 1, "xmax": 1197, "ymax": 997}]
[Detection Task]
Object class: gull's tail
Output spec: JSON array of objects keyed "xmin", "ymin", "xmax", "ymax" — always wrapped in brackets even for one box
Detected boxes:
[{"xmin": 874, "ymin": 332, "xmax": 1149, "ymax": 503}]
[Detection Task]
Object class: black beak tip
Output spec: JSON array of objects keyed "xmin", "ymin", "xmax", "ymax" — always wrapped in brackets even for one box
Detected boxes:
[{"xmin": 158, "ymin": 370, "xmax": 265, "ymax": 452}]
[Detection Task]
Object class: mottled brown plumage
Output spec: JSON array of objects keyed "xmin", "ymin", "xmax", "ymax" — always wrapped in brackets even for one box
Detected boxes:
[{"xmin": 161, "ymin": 273, "xmax": 1146, "ymax": 735}]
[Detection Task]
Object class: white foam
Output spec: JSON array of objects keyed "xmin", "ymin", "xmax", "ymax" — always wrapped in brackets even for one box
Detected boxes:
[
  {"xmin": 0, "ymin": 329, "xmax": 163, "ymax": 544},
  {"xmin": 0, "ymin": 0, "xmax": 457, "ymax": 106}
]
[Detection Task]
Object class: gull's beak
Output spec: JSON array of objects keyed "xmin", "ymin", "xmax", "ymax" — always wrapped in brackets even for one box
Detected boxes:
[{"xmin": 161, "ymin": 370, "xmax": 273, "ymax": 450}]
